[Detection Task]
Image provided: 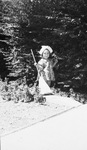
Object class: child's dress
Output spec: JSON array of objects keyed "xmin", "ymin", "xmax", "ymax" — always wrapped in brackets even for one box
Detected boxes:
[{"xmin": 38, "ymin": 58, "xmax": 55, "ymax": 83}]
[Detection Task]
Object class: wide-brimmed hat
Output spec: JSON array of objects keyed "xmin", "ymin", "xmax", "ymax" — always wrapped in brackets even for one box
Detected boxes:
[{"xmin": 39, "ymin": 45, "xmax": 53, "ymax": 55}]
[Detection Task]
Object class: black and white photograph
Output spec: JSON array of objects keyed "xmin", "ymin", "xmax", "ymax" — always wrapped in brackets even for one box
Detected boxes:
[{"xmin": 0, "ymin": 0, "xmax": 87, "ymax": 149}]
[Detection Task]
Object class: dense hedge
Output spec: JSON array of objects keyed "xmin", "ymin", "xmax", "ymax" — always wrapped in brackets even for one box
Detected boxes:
[{"xmin": 1, "ymin": 0, "xmax": 87, "ymax": 93}]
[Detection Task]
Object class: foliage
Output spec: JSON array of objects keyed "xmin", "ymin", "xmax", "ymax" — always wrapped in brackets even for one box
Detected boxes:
[
  {"xmin": 0, "ymin": 0, "xmax": 13, "ymax": 80},
  {"xmin": 0, "ymin": 77, "xmax": 46, "ymax": 104},
  {"xmin": 1, "ymin": 0, "xmax": 87, "ymax": 94}
]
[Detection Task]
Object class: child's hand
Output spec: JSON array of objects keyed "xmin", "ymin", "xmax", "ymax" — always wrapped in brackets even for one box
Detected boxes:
[
  {"xmin": 34, "ymin": 63, "xmax": 37, "ymax": 66},
  {"xmin": 52, "ymin": 53, "xmax": 58, "ymax": 59},
  {"xmin": 52, "ymin": 54, "xmax": 58, "ymax": 68}
]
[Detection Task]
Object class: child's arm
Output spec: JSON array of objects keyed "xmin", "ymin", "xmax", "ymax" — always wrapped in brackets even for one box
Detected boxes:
[
  {"xmin": 34, "ymin": 59, "xmax": 45, "ymax": 73},
  {"xmin": 51, "ymin": 55, "xmax": 58, "ymax": 68},
  {"xmin": 37, "ymin": 60, "xmax": 46, "ymax": 78},
  {"xmin": 38, "ymin": 59, "xmax": 44, "ymax": 70},
  {"xmin": 53, "ymin": 59, "xmax": 58, "ymax": 67}
]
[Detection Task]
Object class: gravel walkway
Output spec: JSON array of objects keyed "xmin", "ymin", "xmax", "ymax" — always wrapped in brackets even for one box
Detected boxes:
[{"xmin": 0, "ymin": 94, "xmax": 80, "ymax": 136}]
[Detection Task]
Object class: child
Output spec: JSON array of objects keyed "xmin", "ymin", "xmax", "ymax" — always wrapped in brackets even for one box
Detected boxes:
[{"xmin": 36, "ymin": 45, "xmax": 58, "ymax": 87}]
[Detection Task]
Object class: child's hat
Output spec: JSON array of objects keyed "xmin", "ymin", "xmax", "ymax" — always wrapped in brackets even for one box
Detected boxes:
[{"xmin": 39, "ymin": 45, "xmax": 53, "ymax": 55}]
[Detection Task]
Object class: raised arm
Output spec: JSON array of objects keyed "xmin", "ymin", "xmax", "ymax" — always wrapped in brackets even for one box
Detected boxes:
[{"xmin": 51, "ymin": 55, "xmax": 58, "ymax": 68}]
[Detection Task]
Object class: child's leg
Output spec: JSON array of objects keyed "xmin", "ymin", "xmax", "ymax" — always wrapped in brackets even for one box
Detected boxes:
[{"xmin": 50, "ymin": 81, "xmax": 55, "ymax": 87}]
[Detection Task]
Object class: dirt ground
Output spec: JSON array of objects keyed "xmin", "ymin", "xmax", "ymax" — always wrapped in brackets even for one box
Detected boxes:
[
  {"xmin": 0, "ymin": 93, "xmax": 75, "ymax": 136},
  {"xmin": 0, "ymin": 79, "xmax": 82, "ymax": 136}
]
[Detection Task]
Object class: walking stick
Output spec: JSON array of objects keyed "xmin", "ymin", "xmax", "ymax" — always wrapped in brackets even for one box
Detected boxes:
[
  {"xmin": 31, "ymin": 49, "xmax": 37, "ymax": 64},
  {"xmin": 31, "ymin": 49, "xmax": 38, "ymax": 71},
  {"xmin": 30, "ymin": 49, "xmax": 39, "ymax": 82}
]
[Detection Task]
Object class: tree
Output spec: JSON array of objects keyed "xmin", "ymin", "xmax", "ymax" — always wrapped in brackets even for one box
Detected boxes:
[
  {"xmin": 0, "ymin": 0, "xmax": 12, "ymax": 80},
  {"xmin": 1, "ymin": 0, "xmax": 87, "ymax": 93}
]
